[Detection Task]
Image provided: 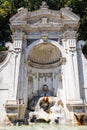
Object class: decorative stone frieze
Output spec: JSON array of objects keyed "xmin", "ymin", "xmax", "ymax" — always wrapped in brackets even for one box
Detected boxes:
[{"xmin": 38, "ymin": 73, "xmax": 53, "ymax": 78}]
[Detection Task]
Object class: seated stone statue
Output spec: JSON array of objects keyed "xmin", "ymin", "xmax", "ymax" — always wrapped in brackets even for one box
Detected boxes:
[{"xmin": 39, "ymin": 96, "xmax": 50, "ymax": 112}]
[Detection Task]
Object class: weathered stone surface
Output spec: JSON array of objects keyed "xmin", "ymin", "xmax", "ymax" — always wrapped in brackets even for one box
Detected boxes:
[
  {"xmin": 0, "ymin": 1, "xmax": 87, "ymax": 125},
  {"xmin": 28, "ymin": 97, "xmax": 65, "ymax": 124}
]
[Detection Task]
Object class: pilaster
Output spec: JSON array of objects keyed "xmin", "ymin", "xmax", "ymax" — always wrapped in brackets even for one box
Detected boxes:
[
  {"xmin": 11, "ymin": 31, "xmax": 25, "ymax": 100},
  {"xmin": 62, "ymin": 31, "xmax": 82, "ymax": 104}
]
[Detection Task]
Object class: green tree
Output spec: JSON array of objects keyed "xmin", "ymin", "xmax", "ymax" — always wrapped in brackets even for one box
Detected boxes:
[
  {"xmin": 0, "ymin": 0, "xmax": 15, "ymax": 42},
  {"xmin": 47, "ymin": 0, "xmax": 67, "ymax": 10},
  {"xmin": 66, "ymin": 0, "xmax": 87, "ymax": 40}
]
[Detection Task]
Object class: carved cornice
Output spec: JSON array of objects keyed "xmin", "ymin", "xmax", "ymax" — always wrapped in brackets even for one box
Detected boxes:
[
  {"xmin": 28, "ymin": 57, "xmax": 66, "ymax": 69},
  {"xmin": 27, "ymin": 31, "xmax": 63, "ymax": 39}
]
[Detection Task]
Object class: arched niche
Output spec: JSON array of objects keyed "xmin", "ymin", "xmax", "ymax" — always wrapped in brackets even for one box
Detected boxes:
[
  {"xmin": 26, "ymin": 39, "xmax": 66, "ymax": 60},
  {"xmin": 26, "ymin": 40, "xmax": 66, "ymax": 69}
]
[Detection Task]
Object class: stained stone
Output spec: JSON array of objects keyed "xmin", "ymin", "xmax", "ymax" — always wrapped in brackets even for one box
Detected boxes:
[{"xmin": 0, "ymin": 1, "xmax": 87, "ymax": 125}]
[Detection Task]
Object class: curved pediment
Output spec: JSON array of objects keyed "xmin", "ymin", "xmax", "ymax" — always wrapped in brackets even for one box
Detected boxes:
[
  {"xmin": 10, "ymin": 2, "xmax": 80, "ymax": 23},
  {"xmin": 10, "ymin": 2, "xmax": 80, "ymax": 35},
  {"xmin": 61, "ymin": 8, "xmax": 80, "ymax": 21},
  {"xmin": 10, "ymin": 7, "xmax": 28, "ymax": 23}
]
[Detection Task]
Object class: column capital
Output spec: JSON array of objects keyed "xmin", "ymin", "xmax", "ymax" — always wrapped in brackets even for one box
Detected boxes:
[
  {"xmin": 12, "ymin": 31, "xmax": 25, "ymax": 41},
  {"xmin": 62, "ymin": 38, "xmax": 77, "ymax": 52},
  {"xmin": 63, "ymin": 31, "xmax": 78, "ymax": 39}
]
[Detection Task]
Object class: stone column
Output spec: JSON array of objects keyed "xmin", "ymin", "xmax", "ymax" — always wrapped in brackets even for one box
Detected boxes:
[
  {"xmin": 68, "ymin": 39, "xmax": 81, "ymax": 103},
  {"xmin": 20, "ymin": 35, "xmax": 27, "ymax": 101},
  {"xmin": 11, "ymin": 31, "xmax": 25, "ymax": 100},
  {"xmin": 62, "ymin": 32, "xmax": 82, "ymax": 104}
]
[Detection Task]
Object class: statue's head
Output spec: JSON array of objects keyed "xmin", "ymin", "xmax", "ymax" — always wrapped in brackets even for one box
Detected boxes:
[{"xmin": 43, "ymin": 84, "xmax": 48, "ymax": 92}]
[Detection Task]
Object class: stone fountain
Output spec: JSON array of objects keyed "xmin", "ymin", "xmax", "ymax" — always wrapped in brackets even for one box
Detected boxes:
[
  {"xmin": 27, "ymin": 96, "xmax": 87, "ymax": 125},
  {"xmin": 28, "ymin": 96, "xmax": 66, "ymax": 124}
]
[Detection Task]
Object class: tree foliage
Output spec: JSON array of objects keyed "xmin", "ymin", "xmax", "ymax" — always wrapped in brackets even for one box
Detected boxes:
[
  {"xmin": 0, "ymin": 0, "xmax": 87, "ymax": 49},
  {"xmin": 0, "ymin": 0, "xmax": 14, "ymax": 42}
]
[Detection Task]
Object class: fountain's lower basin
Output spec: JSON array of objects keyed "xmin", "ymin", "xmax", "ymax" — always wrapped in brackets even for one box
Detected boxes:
[{"xmin": 1, "ymin": 123, "xmax": 87, "ymax": 130}]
